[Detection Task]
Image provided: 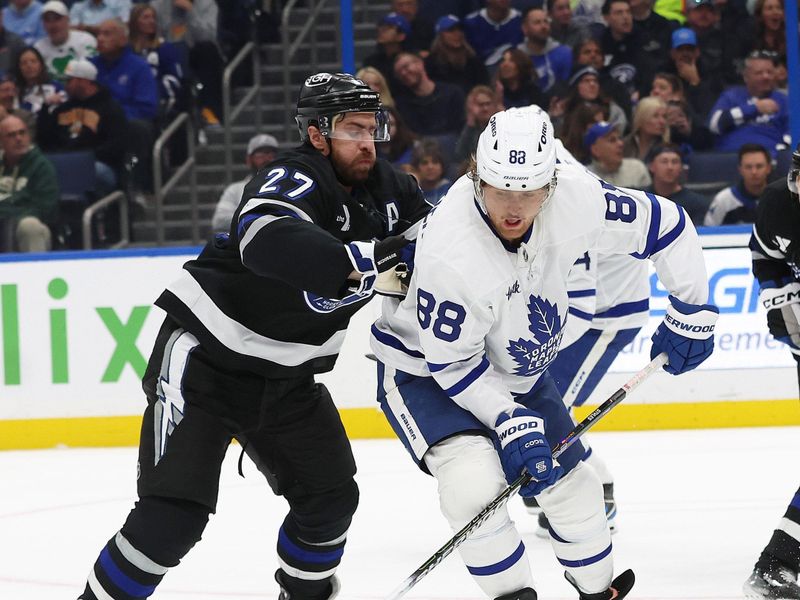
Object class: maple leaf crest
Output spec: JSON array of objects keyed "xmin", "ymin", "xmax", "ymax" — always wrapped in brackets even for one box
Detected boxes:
[{"xmin": 506, "ymin": 294, "xmax": 563, "ymax": 376}]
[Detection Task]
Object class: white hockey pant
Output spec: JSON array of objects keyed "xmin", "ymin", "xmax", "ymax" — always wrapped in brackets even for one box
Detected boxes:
[{"xmin": 424, "ymin": 434, "xmax": 533, "ymax": 597}]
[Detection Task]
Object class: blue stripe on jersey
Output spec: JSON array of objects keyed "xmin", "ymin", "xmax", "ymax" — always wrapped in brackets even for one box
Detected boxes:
[
  {"xmin": 347, "ymin": 242, "xmax": 375, "ymax": 273},
  {"xmin": 651, "ymin": 204, "xmax": 686, "ymax": 256},
  {"xmin": 99, "ymin": 547, "xmax": 157, "ymax": 598},
  {"xmin": 548, "ymin": 525, "xmax": 570, "ymax": 544},
  {"xmin": 568, "ymin": 307, "xmax": 594, "ymax": 321},
  {"xmin": 791, "ymin": 491, "xmax": 800, "ymax": 511},
  {"xmin": 427, "ymin": 353, "xmax": 482, "ymax": 373},
  {"xmin": 236, "ymin": 208, "xmax": 298, "ymax": 238},
  {"xmin": 593, "ymin": 299, "xmax": 649, "ymax": 319},
  {"xmin": 278, "ymin": 527, "xmax": 344, "ymax": 564},
  {"xmin": 371, "ymin": 325, "xmax": 425, "ymax": 358},
  {"xmin": 630, "ymin": 192, "xmax": 661, "ymax": 259},
  {"xmin": 444, "ymin": 356, "xmax": 490, "ymax": 396},
  {"xmin": 568, "ymin": 289, "xmax": 596, "ymax": 298},
  {"xmin": 557, "ymin": 543, "xmax": 613, "ymax": 567},
  {"xmin": 467, "ymin": 541, "xmax": 526, "ymax": 576}
]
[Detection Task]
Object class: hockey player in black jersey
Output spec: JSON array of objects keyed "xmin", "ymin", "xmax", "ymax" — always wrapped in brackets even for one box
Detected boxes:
[
  {"xmin": 744, "ymin": 145, "xmax": 800, "ymax": 600},
  {"xmin": 76, "ymin": 72, "xmax": 430, "ymax": 600}
]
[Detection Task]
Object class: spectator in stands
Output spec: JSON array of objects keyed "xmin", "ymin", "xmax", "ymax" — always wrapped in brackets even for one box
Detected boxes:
[
  {"xmin": 573, "ymin": 0, "xmax": 607, "ymax": 23},
  {"xmin": 645, "ymin": 142, "xmax": 709, "ymax": 225},
  {"xmin": 649, "ymin": 72, "xmax": 712, "ymax": 150},
  {"xmin": 0, "ymin": 12, "xmax": 26, "ymax": 75},
  {"xmin": 3, "ymin": 0, "xmax": 44, "ymax": 46},
  {"xmin": 624, "ymin": 95, "xmax": 669, "ymax": 160},
  {"xmin": 92, "ymin": 18, "xmax": 156, "ymax": 196},
  {"xmin": 560, "ymin": 101, "xmax": 604, "ymax": 163},
  {"xmin": 462, "ymin": 0, "xmax": 524, "ymax": 67},
  {"xmin": 36, "ymin": 58, "xmax": 127, "ymax": 195},
  {"xmin": 568, "ymin": 35, "xmax": 632, "ymax": 116},
  {"xmin": 684, "ymin": 0, "xmax": 747, "ymax": 88},
  {"xmin": 393, "ymin": 51, "xmax": 465, "ymax": 136},
  {"xmin": 0, "ymin": 113, "xmax": 58, "ymax": 252},
  {"xmin": 600, "ymin": 0, "xmax": 655, "ymax": 99},
  {"xmin": 410, "ymin": 139, "xmax": 451, "ymax": 205},
  {"xmin": 664, "ymin": 27, "xmax": 718, "ymax": 119},
  {"xmin": 362, "ymin": 12, "xmax": 410, "ymax": 96},
  {"xmin": 128, "ymin": 4, "xmax": 185, "ymax": 122},
  {"xmin": 35, "ymin": 1, "xmax": 96, "ymax": 80},
  {"xmin": 547, "ymin": 0, "xmax": 593, "ymax": 48},
  {"xmin": 211, "ymin": 133, "xmax": 278, "ymax": 233},
  {"xmin": 424, "ymin": 14, "xmax": 489, "ymax": 96},
  {"xmin": 69, "ymin": 0, "xmax": 130, "ymax": 36},
  {"xmin": 630, "ymin": 0, "xmax": 675, "ymax": 77},
  {"xmin": 12, "ymin": 46, "xmax": 64, "ymax": 115},
  {"xmin": 752, "ymin": 0, "xmax": 785, "ymax": 57},
  {"xmin": 453, "ymin": 83, "xmax": 498, "ymax": 166},
  {"xmin": 551, "ymin": 65, "xmax": 627, "ymax": 135},
  {"xmin": 355, "ymin": 66, "xmax": 395, "ymax": 108},
  {"xmin": 586, "ymin": 120, "xmax": 651, "ymax": 187},
  {"xmin": 708, "ymin": 50, "xmax": 789, "ymax": 155},
  {"xmin": 704, "ymin": 142, "xmax": 772, "ymax": 225},
  {"xmin": 391, "ymin": 0, "xmax": 435, "ymax": 54},
  {"xmin": 149, "ymin": 0, "xmax": 223, "ymax": 127},
  {"xmin": 0, "ymin": 74, "xmax": 35, "ymax": 133},
  {"xmin": 493, "ymin": 47, "xmax": 545, "ymax": 110},
  {"xmin": 92, "ymin": 18, "xmax": 157, "ymax": 121},
  {"xmin": 377, "ymin": 105, "xmax": 416, "ymax": 171},
  {"xmin": 517, "ymin": 7, "xmax": 572, "ymax": 94}
]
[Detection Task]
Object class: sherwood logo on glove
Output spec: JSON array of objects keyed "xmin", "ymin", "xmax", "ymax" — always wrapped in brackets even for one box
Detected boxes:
[
  {"xmin": 496, "ymin": 418, "xmax": 544, "ymax": 446},
  {"xmin": 664, "ymin": 314, "xmax": 715, "ymax": 334}
]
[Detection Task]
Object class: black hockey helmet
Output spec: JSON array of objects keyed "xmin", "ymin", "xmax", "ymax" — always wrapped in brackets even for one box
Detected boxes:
[
  {"xmin": 295, "ymin": 72, "xmax": 388, "ymax": 142},
  {"xmin": 788, "ymin": 143, "xmax": 800, "ymax": 196}
]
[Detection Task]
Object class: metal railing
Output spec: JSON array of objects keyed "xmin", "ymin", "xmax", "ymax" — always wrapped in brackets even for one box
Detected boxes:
[
  {"xmin": 223, "ymin": 41, "xmax": 262, "ymax": 186},
  {"xmin": 82, "ymin": 190, "xmax": 128, "ymax": 250},
  {"xmin": 152, "ymin": 113, "xmax": 197, "ymax": 245},
  {"xmin": 281, "ymin": 0, "xmax": 340, "ymax": 140}
]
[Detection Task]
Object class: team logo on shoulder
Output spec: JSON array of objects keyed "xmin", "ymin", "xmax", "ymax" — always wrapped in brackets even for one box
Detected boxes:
[
  {"xmin": 506, "ymin": 294, "xmax": 564, "ymax": 376},
  {"xmin": 305, "ymin": 73, "xmax": 333, "ymax": 87}
]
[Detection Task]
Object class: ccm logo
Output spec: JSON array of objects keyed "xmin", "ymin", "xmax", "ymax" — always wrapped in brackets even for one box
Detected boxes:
[
  {"xmin": 524, "ymin": 439, "xmax": 545, "ymax": 449},
  {"xmin": 763, "ymin": 290, "xmax": 800, "ymax": 308},
  {"xmin": 665, "ymin": 314, "xmax": 715, "ymax": 334}
]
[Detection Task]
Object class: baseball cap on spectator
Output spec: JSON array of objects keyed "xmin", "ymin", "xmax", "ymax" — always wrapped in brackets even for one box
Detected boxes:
[
  {"xmin": 436, "ymin": 14, "xmax": 460, "ymax": 34},
  {"xmin": 379, "ymin": 12, "xmax": 411, "ymax": 36},
  {"xmin": 41, "ymin": 0, "xmax": 69, "ymax": 16},
  {"xmin": 568, "ymin": 65, "xmax": 599, "ymax": 87},
  {"xmin": 64, "ymin": 58, "xmax": 97, "ymax": 81},
  {"xmin": 644, "ymin": 142, "xmax": 685, "ymax": 164},
  {"xmin": 583, "ymin": 121, "xmax": 615, "ymax": 151},
  {"xmin": 685, "ymin": 0, "xmax": 715, "ymax": 9},
  {"xmin": 247, "ymin": 133, "xmax": 279, "ymax": 156},
  {"xmin": 671, "ymin": 28, "xmax": 697, "ymax": 48}
]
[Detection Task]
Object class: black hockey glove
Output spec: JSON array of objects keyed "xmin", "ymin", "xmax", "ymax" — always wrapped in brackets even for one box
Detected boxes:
[{"xmin": 373, "ymin": 235, "xmax": 411, "ymax": 273}]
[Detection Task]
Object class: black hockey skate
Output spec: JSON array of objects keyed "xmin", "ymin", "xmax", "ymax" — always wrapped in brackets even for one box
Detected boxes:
[
  {"xmin": 743, "ymin": 559, "xmax": 800, "ymax": 599},
  {"xmin": 535, "ymin": 483, "xmax": 617, "ymax": 538},
  {"xmin": 565, "ymin": 568, "xmax": 635, "ymax": 600},
  {"xmin": 495, "ymin": 586, "xmax": 538, "ymax": 600},
  {"xmin": 275, "ymin": 570, "xmax": 341, "ymax": 600}
]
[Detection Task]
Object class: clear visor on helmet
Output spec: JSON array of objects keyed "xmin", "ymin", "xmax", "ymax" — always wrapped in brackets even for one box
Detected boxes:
[
  {"xmin": 788, "ymin": 164, "xmax": 799, "ymax": 195},
  {"xmin": 325, "ymin": 109, "xmax": 390, "ymax": 142}
]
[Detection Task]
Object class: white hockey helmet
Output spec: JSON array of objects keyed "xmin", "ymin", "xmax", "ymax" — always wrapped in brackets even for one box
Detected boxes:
[{"xmin": 474, "ymin": 105, "xmax": 558, "ymax": 202}]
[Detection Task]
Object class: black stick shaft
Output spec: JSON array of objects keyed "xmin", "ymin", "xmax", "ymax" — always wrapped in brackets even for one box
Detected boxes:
[{"xmin": 385, "ymin": 353, "xmax": 668, "ymax": 600}]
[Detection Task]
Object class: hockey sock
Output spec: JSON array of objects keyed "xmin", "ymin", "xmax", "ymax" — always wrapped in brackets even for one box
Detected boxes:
[
  {"xmin": 757, "ymin": 488, "xmax": 800, "ymax": 573},
  {"xmin": 276, "ymin": 517, "xmax": 348, "ymax": 591},
  {"xmin": 78, "ymin": 532, "xmax": 169, "ymax": 600}
]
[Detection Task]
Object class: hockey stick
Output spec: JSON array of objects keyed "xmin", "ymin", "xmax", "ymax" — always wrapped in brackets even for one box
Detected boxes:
[{"xmin": 385, "ymin": 352, "xmax": 669, "ymax": 600}]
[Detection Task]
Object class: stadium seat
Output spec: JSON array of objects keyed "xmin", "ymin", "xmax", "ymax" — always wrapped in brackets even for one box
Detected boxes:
[
  {"xmin": 684, "ymin": 151, "xmax": 739, "ymax": 197},
  {"xmin": 45, "ymin": 151, "xmax": 97, "ymax": 249}
]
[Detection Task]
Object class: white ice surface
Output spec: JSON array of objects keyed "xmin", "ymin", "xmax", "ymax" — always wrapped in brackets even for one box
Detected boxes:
[{"xmin": 1, "ymin": 426, "xmax": 798, "ymax": 599}]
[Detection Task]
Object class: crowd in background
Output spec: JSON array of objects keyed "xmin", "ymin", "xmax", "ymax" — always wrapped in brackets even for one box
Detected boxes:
[
  {"xmin": 0, "ymin": 0, "xmax": 257, "ymax": 252},
  {"xmin": 352, "ymin": 0, "xmax": 793, "ymax": 227}
]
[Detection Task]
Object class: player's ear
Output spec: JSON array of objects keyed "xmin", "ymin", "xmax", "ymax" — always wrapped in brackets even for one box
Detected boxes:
[{"xmin": 308, "ymin": 126, "xmax": 330, "ymax": 155}]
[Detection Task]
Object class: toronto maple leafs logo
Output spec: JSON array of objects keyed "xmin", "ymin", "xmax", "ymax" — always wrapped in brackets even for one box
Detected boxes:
[{"xmin": 507, "ymin": 294, "xmax": 564, "ymax": 376}]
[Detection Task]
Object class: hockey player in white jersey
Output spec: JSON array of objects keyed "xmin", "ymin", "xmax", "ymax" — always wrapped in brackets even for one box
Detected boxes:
[
  {"xmin": 370, "ymin": 106, "xmax": 718, "ymax": 600},
  {"xmin": 524, "ymin": 142, "xmax": 652, "ymax": 536}
]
